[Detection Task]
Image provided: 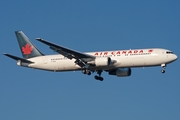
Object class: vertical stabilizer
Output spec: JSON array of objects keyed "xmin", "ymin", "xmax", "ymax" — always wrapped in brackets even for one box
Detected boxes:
[{"xmin": 15, "ymin": 31, "xmax": 43, "ymax": 59}]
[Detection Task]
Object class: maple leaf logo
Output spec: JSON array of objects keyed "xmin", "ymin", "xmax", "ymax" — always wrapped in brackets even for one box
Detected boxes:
[
  {"xmin": 148, "ymin": 49, "xmax": 153, "ymax": 52},
  {"xmin": 22, "ymin": 44, "xmax": 33, "ymax": 56}
]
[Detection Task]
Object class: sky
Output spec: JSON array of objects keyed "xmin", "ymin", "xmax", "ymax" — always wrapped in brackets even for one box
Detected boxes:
[{"xmin": 0, "ymin": 0, "xmax": 180, "ymax": 120}]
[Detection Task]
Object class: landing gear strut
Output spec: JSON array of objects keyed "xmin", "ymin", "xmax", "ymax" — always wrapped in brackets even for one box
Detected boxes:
[
  {"xmin": 82, "ymin": 69, "xmax": 91, "ymax": 75},
  {"xmin": 161, "ymin": 64, "xmax": 166, "ymax": 73},
  {"xmin": 94, "ymin": 70, "xmax": 104, "ymax": 81}
]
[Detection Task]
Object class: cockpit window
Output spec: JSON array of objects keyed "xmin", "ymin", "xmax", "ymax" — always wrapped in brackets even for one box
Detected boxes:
[{"xmin": 166, "ymin": 51, "xmax": 173, "ymax": 54}]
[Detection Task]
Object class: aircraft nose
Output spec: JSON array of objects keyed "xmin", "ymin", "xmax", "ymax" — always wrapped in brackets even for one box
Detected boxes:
[{"xmin": 173, "ymin": 54, "xmax": 178, "ymax": 61}]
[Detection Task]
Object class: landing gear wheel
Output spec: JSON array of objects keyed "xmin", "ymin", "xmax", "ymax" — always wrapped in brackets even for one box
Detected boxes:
[
  {"xmin": 161, "ymin": 64, "xmax": 166, "ymax": 74},
  {"xmin": 94, "ymin": 70, "xmax": 104, "ymax": 81},
  {"xmin": 99, "ymin": 77, "xmax": 104, "ymax": 81},
  {"xmin": 94, "ymin": 75, "xmax": 99, "ymax": 80},
  {"xmin": 94, "ymin": 75, "xmax": 104, "ymax": 81},
  {"xmin": 161, "ymin": 69, "xmax": 165, "ymax": 73},
  {"xmin": 82, "ymin": 70, "xmax": 91, "ymax": 75},
  {"xmin": 87, "ymin": 72, "xmax": 91, "ymax": 75}
]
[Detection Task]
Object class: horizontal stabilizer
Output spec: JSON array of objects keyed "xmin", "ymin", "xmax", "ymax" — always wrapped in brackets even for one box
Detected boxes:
[{"xmin": 3, "ymin": 53, "xmax": 34, "ymax": 63}]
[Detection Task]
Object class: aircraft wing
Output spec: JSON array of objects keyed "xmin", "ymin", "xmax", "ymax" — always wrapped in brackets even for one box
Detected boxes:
[{"xmin": 36, "ymin": 38, "xmax": 95, "ymax": 67}]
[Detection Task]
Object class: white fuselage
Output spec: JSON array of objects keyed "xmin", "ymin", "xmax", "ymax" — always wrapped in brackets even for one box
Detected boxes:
[{"xmin": 19, "ymin": 48, "xmax": 178, "ymax": 71}]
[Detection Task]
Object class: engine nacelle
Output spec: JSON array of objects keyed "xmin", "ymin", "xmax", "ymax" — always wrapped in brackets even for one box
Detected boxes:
[
  {"xmin": 88, "ymin": 57, "xmax": 111, "ymax": 67},
  {"xmin": 95, "ymin": 57, "xmax": 111, "ymax": 66},
  {"xmin": 109, "ymin": 68, "xmax": 131, "ymax": 77}
]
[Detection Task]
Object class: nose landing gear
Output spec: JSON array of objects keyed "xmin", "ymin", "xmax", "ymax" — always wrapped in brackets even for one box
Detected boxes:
[
  {"xmin": 161, "ymin": 69, "xmax": 165, "ymax": 73},
  {"xmin": 161, "ymin": 64, "xmax": 166, "ymax": 73}
]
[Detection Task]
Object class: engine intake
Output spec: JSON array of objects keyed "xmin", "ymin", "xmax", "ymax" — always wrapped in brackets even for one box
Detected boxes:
[{"xmin": 109, "ymin": 68, "xmax": 131, "ymax": 77}]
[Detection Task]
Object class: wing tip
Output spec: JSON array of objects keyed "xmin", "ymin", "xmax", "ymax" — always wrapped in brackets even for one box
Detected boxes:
[
  {"xmin": 36, "ymin": 38, "xmax": 43, "ymax": 41},
  {"xmin": 3, "ymin": 53, "xmax": 8, "ymax": 56}
]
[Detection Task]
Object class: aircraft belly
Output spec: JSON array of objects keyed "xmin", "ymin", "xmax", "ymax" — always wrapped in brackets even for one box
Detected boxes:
[
  {"xmin": 144, "ymin": 56, "xmax": 162, "ymax": 66},
  {"xmin": 58, "ymin": 60, "xmax": 77, "ymax": 71},
  {"xmin": 50, "ymin": 60, "xmax": 78, "ymax": 71},
  {"xmin": 28, "ymin": 58, "xmax": 43, "ymax": 69},
  {"xmin": 28, "ymin": 57, "xmax": 78, "ymax": 71},
  {"xmin": 131, "ymin": 57, "xmax": 145, "ymax": 66},
  {"xmin": 116, "ymin": 55, "xmax": 160, "ymax": 67}
]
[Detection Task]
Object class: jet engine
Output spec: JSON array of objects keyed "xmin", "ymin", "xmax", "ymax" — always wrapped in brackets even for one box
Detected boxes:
[
  {"xmin": 88, "ymin": 57, "xmax": 111, "ymax": 67},
  {"xmin": 109, "ymin": 68, "xmax": 131, "ymax": 77}
]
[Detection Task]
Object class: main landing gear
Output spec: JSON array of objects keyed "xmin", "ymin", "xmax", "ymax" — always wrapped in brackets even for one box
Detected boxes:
[
  {"xmin": 82, "ymin": 69, "xmax": 104, "ymax": 81},
  {"xmin": 82, "ymin": 69, "xmax": 91, "ymax": 75},
  {"xmin": 161, "ymin": 64, "xmax": 166, "ymax": 73},
  {"xmin": 94, "ymin": 70, "xmax": 104, "ymax": 81}
]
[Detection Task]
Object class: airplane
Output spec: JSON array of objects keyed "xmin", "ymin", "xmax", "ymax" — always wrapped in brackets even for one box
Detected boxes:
[{"xmin": 4, "ymin": 31, "xmax": 178, "ymax": 81}]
